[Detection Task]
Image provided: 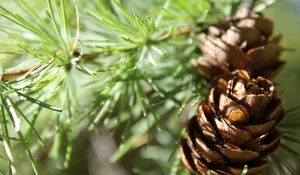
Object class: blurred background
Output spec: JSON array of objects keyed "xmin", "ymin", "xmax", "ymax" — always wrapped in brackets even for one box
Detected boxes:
[
  {"xmin": 266, "ymin": 1, "xmax": 300, "ymax": 174},
  {"xmin": 266, "ymin": 0, "xmax": 300, "ymax": 108}
]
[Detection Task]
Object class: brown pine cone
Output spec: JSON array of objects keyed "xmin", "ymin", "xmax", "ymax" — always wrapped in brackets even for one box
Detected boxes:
[
  {"xmin": 191, "ymin": 9, "xmax": 285, "ymax": 82},
  {"xmin": 179, "ymin": 70, "xmax": 284, "ymax": 175}
]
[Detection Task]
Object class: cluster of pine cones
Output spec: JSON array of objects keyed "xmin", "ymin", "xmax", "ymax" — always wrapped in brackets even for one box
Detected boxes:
[{"xmin": 180, "ymin": 8, "xmax": 286, "ymax": 175}]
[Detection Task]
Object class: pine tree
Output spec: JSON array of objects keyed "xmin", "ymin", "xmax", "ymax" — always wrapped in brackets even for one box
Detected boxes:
[{"xmin": 0, "ymin": 0, "xmax": 299, "ymax": 175}]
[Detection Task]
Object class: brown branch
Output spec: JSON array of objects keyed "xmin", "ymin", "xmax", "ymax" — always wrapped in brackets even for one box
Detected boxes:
[
  {"xmin": 172, "ymin": 26, "xmax": 195, "ymax": 37},
  {"xmin": 1, "ymin": 52, "xmax": 101, "ymax": 81},
  {"xmin": 2, "ymin": 69, "xmax": 31, "ymax": 81},
  {"xmin": 152, "ymin": 25, "xmax": 196, "ymax": 43},
  {"xmin": 1, "ymin": 64, "xmax": 41, "ymax": 82}
]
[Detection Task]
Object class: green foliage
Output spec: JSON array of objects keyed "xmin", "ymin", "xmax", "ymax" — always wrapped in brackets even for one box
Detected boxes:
[{"xmin": 0, "ymin": 0, "xmax": 298, "ymax": 175}]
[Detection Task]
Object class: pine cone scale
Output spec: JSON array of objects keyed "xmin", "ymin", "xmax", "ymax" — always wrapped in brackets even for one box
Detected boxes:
[
  {"xmin": 223, "ymin": 160, "xmax": 269, "ymax": 175},
  {"xmin": 239, "ymin": 120, "xmax": 277, "ymax": 137},
  {"xmin": 188, "ymin": 117, "xmax": 227, "ymax": 164},
  {"xmin": 199, "ymin": 101, "xmax": 254, "ymax": 147},
  {"xmin": 265, "ymin": 100, "xmax": 283, "ymax": 121},
  {"xmin": 248, "ymin": 128, "xmax": 282, "ymax": 153},
  {"xmin": 221, "ymin": 26, "xmax": 265, "ymax": 48},
  {"xmin": 180, "ymin": 139, "xmax": 200, "ymax": 174},
  {"xmin": 213, "ymin": 115, "xmax": 254, "ymax": 147},
  {"xmin": 215, "ymin": 144, "xmax": 259, "ymax": 163},
  {"xmin": 198, "ymin": 34, "xmax": 249, "ymax": 70}
]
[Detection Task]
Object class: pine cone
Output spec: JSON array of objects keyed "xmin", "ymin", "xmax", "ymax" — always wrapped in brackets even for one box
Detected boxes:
[
  {"xmin": 191, "ymin": 9, "xmax": 285, "ymax": 82},
  {"xmin": 179, "ymin": 70, "xmax": 284, "ymax": 175}
]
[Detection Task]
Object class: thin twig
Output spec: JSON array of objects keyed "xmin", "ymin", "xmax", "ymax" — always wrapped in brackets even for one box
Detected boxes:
[
  {"xmin": 241, "ymin": 0, "xmax": 256, "ymax": 10},
  {"xmin": 172, "ymin": 26, "xmax": 195, "ymax": 37}
]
